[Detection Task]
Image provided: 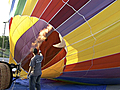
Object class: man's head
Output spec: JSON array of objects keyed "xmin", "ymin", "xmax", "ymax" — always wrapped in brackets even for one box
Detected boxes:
[{"xmin": 33, "ymin": 48, "xmax": 38, "ymax": 55}]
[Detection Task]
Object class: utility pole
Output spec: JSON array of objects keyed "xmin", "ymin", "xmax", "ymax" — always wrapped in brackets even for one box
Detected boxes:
[{"xmin": 2, "ymin": 22, "xmax": 7, "ymax": 59}]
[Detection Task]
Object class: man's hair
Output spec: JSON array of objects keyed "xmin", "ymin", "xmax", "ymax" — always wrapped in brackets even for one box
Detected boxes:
[{"xmin": 33, "ymin": 48, "xmax": 38, "ymax": 55}]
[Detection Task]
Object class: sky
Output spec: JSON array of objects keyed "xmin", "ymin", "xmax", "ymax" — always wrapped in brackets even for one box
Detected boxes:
[{"xmin": 0, "ymin": 0, "xmax": 11, "ymax": 36}]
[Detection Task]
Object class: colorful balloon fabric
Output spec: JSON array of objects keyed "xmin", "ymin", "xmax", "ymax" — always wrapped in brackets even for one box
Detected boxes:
[{"xmin": 9, "ymin": 0, "xmax": 120, "ymax": 84}]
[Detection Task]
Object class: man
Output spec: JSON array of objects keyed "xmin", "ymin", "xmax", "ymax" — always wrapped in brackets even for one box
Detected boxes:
[{"xmin": 27, "ymin": 48, "xmax": 43, "ymax": 90}]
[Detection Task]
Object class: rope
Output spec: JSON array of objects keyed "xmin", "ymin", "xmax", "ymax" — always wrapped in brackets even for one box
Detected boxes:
[
  {"xmin": 65, "ymin": 19, "xmax": 120, "ymax": 60},
  {"xmin": 9, "ymin": 0, "xmax": 120, "ymax": 80},
  {"xmin": 18, "ymin": 0, "xmax": 94, "ymax": 78},
  {"xmin": 61, "ymin": 0, "xmax": 96, "ymax": 77},
  {"xmin": 11, "ymin": 80, "xmax": 16, "ymax": 90},
  {"xmin": 39, "ymin": 0, "xmax": 53, "ymax": 19},
  {"xmin": 10, "ymin": 0, "xmax": 120, "ymax": 81},
  {"xmin": 25, "ymin": 0, "xmax": 66, "ymax": 77},
  {"xmin": 56, "ymin": 0, "xmax": 91, "ymax": 30},
  {"xmin": 47, "ymin": 0, "xmax": 69, "ymax": 23},
  {"xmin": 17, "ymin": 16, "xmax": 38, "ymax": 70}
]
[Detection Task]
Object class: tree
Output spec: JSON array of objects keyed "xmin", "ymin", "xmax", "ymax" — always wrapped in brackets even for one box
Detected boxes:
[
  {"xmin": 0, "ymin": 36, "xmax": 9, "ymax": 57},
  {"xmin": 0, "ymin": 36, "xmax": 9, "ymax": 49}
]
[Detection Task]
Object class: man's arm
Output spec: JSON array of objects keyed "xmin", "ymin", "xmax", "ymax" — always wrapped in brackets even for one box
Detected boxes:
[{"xmin": 27, "ymin": 66, "xmax": 33, "ymax": 76}]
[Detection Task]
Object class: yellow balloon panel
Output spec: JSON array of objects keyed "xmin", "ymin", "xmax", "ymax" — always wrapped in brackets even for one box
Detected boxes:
[
  {"xmin": 41, "ymin": 59, "xmax": 65, "ymax": 78},
  {"xmin": 64, "ymin": 25, "xmax": 91, "ymax": 43},
  {"xmin": 89, "ymin": 0, "xmax": 120, "ymax": 34},
  {"xmin": 65, "ymin": 37, "xmax": 95, "ymax": 65},
  {"xmin": 95, "ymin": 21, "xmax": 120, "ymax": 45},
  {"xmin": 94, "ymin": 35, "xmax": 120, "ymax": 59},
  {"xmin": 65, "ymin": 40, "xmax": 78, "ymax": 65},
  {"xmin": 22, "ymin": 0, "xmax": 38, "ymax": 16},
  {"xmin": 9, "ymin": 54, "xmax": 17, "ymax": 64}
]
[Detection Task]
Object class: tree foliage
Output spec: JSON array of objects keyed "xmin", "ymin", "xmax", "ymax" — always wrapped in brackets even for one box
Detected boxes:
[{"xmin": 0, "ymin": 36, "xmax": 9, "ymax": 49}]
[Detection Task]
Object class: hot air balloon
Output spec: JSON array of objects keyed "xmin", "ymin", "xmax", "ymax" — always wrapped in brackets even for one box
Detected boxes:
[{"xmin": 7, "ymin": 0, "xmax": 120, "ymax": 87}]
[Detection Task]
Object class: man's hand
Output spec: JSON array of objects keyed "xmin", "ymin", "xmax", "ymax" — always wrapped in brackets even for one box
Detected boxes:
[{"xmin": 27, "ymin": 75, "xmax": 29, "ymax": 79}]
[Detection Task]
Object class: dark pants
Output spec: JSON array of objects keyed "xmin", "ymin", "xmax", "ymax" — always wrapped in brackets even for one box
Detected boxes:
[{"xmin": 29, "ymin": 75, "xmax": 41, "ymax": 90}]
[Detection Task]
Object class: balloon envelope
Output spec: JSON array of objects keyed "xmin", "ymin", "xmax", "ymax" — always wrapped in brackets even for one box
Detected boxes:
[{"xmin": 9, "ymin": 0, "xmax": 120, "ymax": 84}]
